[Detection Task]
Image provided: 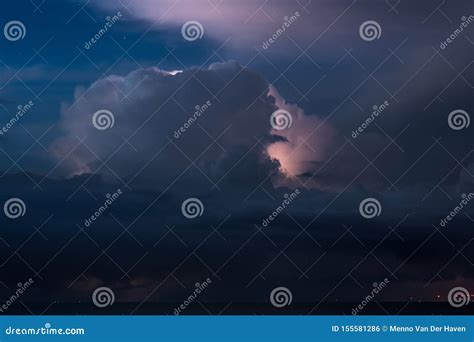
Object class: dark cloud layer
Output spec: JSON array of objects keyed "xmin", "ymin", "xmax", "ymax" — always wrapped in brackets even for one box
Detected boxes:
[{"xmin": 0, "ymin": 168, "xmax": 473, "ymax": 313}]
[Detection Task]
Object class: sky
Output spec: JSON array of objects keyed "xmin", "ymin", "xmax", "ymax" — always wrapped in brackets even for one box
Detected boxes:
[{"xmin": 0, "ymin": 0, "xmax": 473, "ymax": 314}]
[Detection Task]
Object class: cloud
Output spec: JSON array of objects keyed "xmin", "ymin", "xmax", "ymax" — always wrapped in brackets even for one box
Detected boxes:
[
  {"xmin": 75, "ymin": 0, "xmax": 474, "ymax": 193},
  {"xmin": 51, "ymin": 62, "xmax": 282, "ymax": 191},
  {"xmin": 83, "ymin": 0, "xmax": 330, "ymax": 51},
  {"xmin": 51, "ymin": 53, "xmax": 473, "ymax": 196},
  {"xmin": 50, "ymin": 59, "xmax": 411, "ymax": 194},
  {"xmin": 53, "ymin": 59, "xmax": 370, "ymax": 194},
  {"xmin": 267, "ymin": 86, "xmax": 341, "ymax": 189}
]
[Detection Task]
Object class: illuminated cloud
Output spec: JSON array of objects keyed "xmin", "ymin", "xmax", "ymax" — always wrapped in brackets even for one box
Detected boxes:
[
  {"xmin": 52, "ymin": 60, "xmax": 389, "ymax": 192},
  {"xmin": 52, "ymin": 63, "xmax": 338, "ymax": 192},
  {"xmin": 51, "ymin": 62, "xmax": 279, "ymax": 190},
  {"xmin": 267, "ymin": 85, "xmax": 338, "ymax": 178}
]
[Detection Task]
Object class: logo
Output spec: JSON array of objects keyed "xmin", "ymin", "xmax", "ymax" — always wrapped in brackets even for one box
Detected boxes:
[
  {"xmin": 359, "ymin": 21, "xmax": 382, "ymax": 41},
  {"xmin": 181, "ymin": 21, "xmax": 204, "ymax": 41},
  {"xmin": 92, "ymin": 287, "xmax": 115, "ymax": 308},
  {"xmin": 181, "ymin": 198, "xmax": 204, "ymax": 219},
  {"xmin": 4, "ymin": 21, "xmax": 26, "ymax": 41},
  {"xmin": 359, "ymin": 198, "xmax": 381, "ymax": 219},
  {"xmin": 3, "ymin": 198, "xmax": 26, "ymax": 219},
  {"xmin": 270, "ymin": 109, "xmax": 292, "ymax": 130},
  {"xmin": 448, "ymin": 109, "xmax": 470, "ymax": 130},
  {"xmin": 270, "ymin": 287, "xmax": 293, "ymax": 308},
  {"xmin": 92, "ymin": 109, "xmax": 115, "ymax": 130},
  {"xmin": 448, "ymin": 287, "xmax": 470, "ymax": 308}
]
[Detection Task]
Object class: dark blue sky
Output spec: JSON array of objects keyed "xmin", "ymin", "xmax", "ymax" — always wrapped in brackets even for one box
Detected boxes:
[{"xmin": 0, "ymin": 0, "xmax": 473, "ymax": 314}]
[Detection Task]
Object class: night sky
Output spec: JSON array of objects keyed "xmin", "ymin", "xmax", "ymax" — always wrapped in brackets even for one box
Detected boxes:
[{"xmin": 0, "ymin": 0, "xmax": 473, "ymax": 314}]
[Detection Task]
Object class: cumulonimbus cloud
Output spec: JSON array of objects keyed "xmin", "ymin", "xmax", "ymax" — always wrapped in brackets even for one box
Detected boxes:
[
  {"xmin": 51, "ymin": 61, "xmax": 395, "ymax": 193},
  {"xmin": 52, "ymin": 62, "xmax": 276, "ymax": 188},
  {"xmin": 51, "ymin": 61, "xmax": 353, "ymax": 192}
]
